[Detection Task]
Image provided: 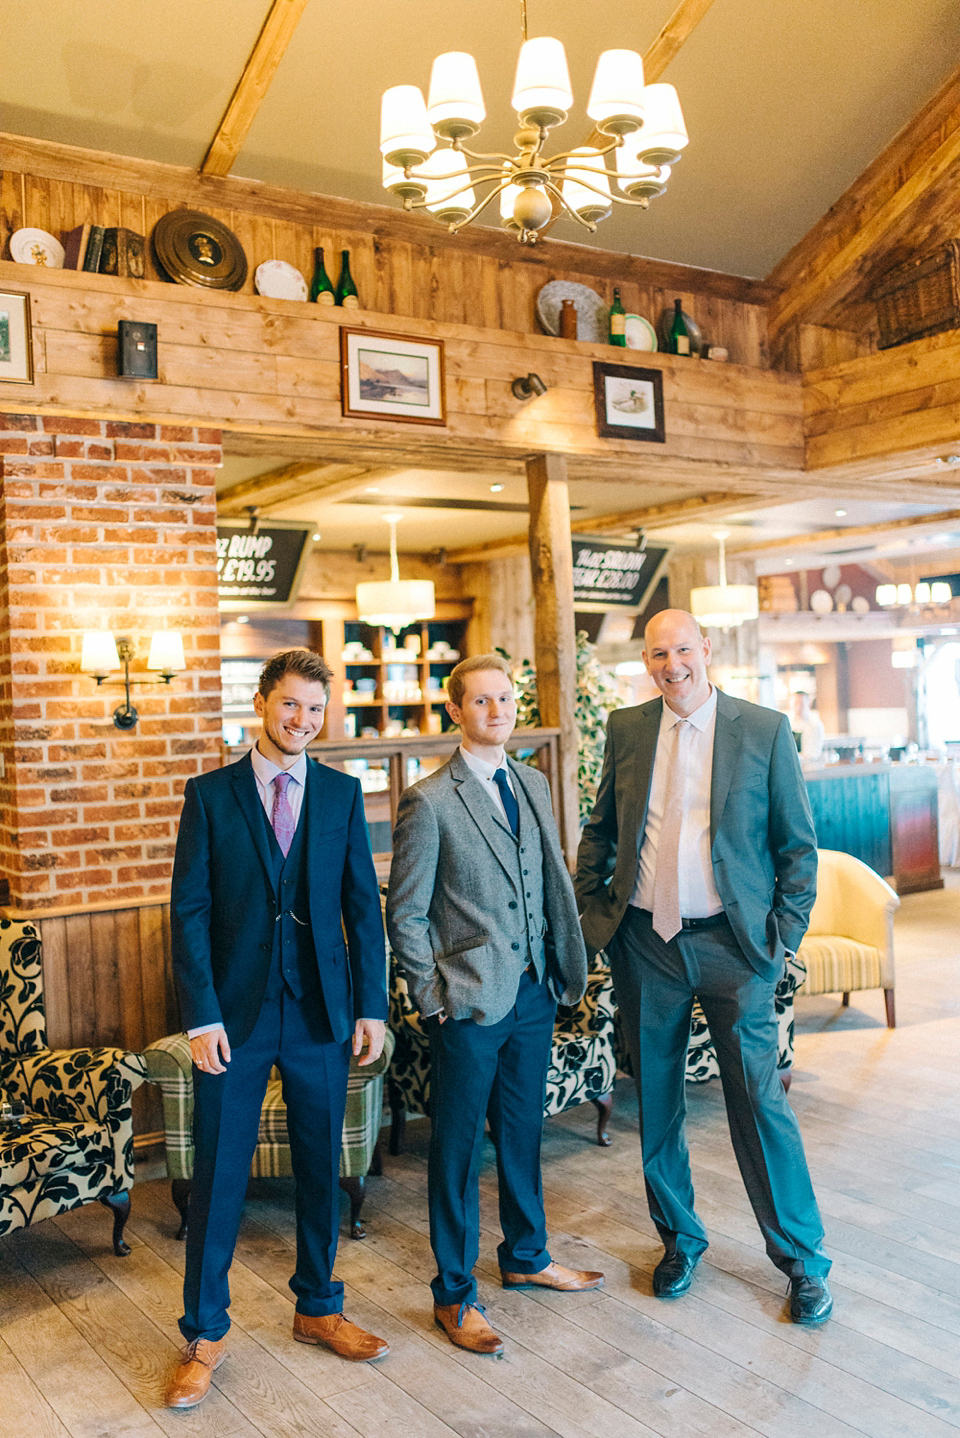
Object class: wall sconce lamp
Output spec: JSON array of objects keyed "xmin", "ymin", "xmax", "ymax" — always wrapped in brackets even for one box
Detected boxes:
[
  {"xmin": 81, "ymin": 631, "xmax": 186, "ymax": 729},
  {"xmin": 511, "ymin": 372, "xmax": 548, "ymax": 401}
]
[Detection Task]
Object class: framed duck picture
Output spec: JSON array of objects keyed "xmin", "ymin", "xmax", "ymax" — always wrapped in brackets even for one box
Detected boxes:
[{"xmin": 592, "ymin": 361, "xmax": 665, "ymax": 443}]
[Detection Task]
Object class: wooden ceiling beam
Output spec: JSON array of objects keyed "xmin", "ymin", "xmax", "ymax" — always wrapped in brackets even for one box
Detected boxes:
[
  {"xmin": 726, "ymin": 506, "xmax": 960, "ymax": 556},
  {"xmin": 216, "ymin": 461, "xmax": 399, "ymax": 515},
  {"xmin": 767, "ymin": 65, "xmax": 960, "ymax": 341},
  {"xmin": 201, "ymin": 0, "xmax": 310, "ymax": 178}
]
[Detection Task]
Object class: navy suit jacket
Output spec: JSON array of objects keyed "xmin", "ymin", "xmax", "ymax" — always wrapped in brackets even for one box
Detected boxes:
[
  {"xmin": 575, "ymin": 689, "xmax": 818, "ymax": 981},
  {"xmin": 171, "ymin": 751, "xmax": 387, "ymax": 1047}
]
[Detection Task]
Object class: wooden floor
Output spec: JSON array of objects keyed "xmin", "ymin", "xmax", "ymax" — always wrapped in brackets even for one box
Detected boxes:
[{"xmin": 3, "ymin": 880, "xmax": 960, "ymax": 1438}]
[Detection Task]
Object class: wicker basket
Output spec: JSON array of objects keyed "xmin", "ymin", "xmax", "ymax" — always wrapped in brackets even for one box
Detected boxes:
[{"xmin": 872, "ymin": 240, "xmax": 960, "ymax": 350}]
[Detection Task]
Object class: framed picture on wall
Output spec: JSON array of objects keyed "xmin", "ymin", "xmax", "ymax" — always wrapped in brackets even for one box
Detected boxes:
[
  {"xmin": 592, "ymin": 361, "xmax": 664, "ymax": 442},
  {"xmin": 340, "ymin": 328, "xmax": 446, "ymax": 425},
  {"xmin": 0, "ymin": 290, "xmax": 34, "ymax": 385}
]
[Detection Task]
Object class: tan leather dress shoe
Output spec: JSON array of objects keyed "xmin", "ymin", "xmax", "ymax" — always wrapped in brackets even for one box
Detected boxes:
[
  {"xmin": 434, "ymin": 1301, "xmax": 504, "ymax": 1355},
  {"xmin": 501, "ymin": 1260, "xmax": 604, "ymax": 1291},
  {"xmin": 292, "ymin": 1311, "xmax": 389, "ymax": 1361},
  {"xmin": 165, "ymin": 1337, "xmax": 227, "ymax": 1409}
]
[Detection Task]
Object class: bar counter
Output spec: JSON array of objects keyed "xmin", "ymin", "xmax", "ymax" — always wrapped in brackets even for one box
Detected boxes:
[{"xmin": 803, "ymin": 761, "xmax": 943, "ymax": 893}]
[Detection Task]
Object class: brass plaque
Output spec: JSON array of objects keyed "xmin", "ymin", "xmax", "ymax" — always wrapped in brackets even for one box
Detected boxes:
[{"xmin": 152, "ymin": 209, "xmax": 248, "ymax": 291}]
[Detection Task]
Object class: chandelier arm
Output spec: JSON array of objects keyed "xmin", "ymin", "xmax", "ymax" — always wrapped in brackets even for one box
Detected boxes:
[
  {"xmin": 546, "ymin": 138, "xmax": 622, "ymax": 166},
  {"xmin": 545, "ymin": 173, "xmax": 618, "ymax": 203},
  {"xmin": 541, "ymin": 179, "xmax": 597, "ymax": 232},
  {"xmin": 445, "ymin": 176, "xmax": 518, "ymax": 231},
  {"xmin": 410, "ymin": 160, "xmax": 510, "ymax": 182},
  {"xmin": 449, "ymin": 143, "xmax": 518, "ymax": 166}
]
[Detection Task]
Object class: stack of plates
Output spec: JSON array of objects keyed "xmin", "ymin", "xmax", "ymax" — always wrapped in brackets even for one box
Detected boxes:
[{"xmin": 152, "ymin": 210, "xmax": 247, "ymax": 291}]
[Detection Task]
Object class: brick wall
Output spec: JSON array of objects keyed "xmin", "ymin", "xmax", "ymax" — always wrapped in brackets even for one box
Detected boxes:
[{"xmin": 0, "ymin": 415, "xmax": 223, "ymax": 911}]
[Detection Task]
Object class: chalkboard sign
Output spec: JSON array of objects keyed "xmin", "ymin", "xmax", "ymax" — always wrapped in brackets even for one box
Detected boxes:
[
  {"xmin": 571, "ymin": 536, "xmax": 669, "ymax": 612},
  {"xmin": 217, "ymin": 521, "xmax": 314, "ymax": 610}
]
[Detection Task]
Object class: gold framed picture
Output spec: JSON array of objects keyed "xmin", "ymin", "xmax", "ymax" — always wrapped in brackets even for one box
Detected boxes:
[
  {"xmin": 340, "ymin": 327, "xmax": 446, "ymax": 426},
  {"xmin": 0, "ymin": 290, "xmax": 34, "ymax": 385}
]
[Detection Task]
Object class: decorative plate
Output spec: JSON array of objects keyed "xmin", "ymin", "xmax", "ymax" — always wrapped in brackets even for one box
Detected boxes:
[
  {"xmin": 624, "ymin": 314, "xmax": 658, "ymax": 351},
  {"xmin": 152, "ymin": 210, "xmax": 247, "ymax": 291},
  {"xmin": 657, "ymin": 305, "xmax": 704, "ymax": 356},
  {"xmin": 809, "ymin": 588, "xmax": 834, "ymax": 614},
  {"xmin": 254, "ymin": 259, "xmax": 308, "ymax": 301},
  {"xmin": 10, "ymin": 228, "xmax": 64, "ymax": 268},
  {"xmin": 536, "ymin": 280, "xmax": 608, "ymax": 343}
]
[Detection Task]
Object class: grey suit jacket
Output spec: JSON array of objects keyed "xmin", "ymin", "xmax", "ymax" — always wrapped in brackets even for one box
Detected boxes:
[
  {"xmin": 574, "ymin": 690, "xmax": 818, "ymax": 981},
  {"xmin": 387, "ymin": 750, "xmax": 587, "ymax": 1024}
]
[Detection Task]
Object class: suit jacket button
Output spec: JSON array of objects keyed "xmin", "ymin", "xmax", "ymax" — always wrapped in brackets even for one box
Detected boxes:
[
  {"xmin": 511, "ymin": 942, "xmax": 520, "ymax": 951},
  {"xmin": 508, "ymin": 900, "xmax": 518, "ymax": 909}
]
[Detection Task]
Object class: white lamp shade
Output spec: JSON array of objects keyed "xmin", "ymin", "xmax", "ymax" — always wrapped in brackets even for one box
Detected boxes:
[
  {"xmin": 561, "ymin": 148, "xmax": 612, "ymax": 222},
  {"xmin": 615, "ymin": 142, "xmax": 671, "ymax": 200},
  {"xmin": 427, "ymin": 52, "xmax": 485, "ymax": 138},
  {"xmin": 876, "ymin": 584, "xmax": 898, "ymax": 606},
  {"xmin": 931, "ymin": 581, "xmax": 953, "ymax": 602},
  {"xmin": 512, "ymin": 37, "xmax": 573, "ymax": 127},
  {"xmin": 147, "ymin": 630, "xmax": 186, "ymax": 675},
  {"xmin": 356, "ymin": 580, "xmax": 435, "ymax": 634},
  {"xmin": 420, "ymin": 149, "xmax": 476, "ymax": 222},
  {"xmin": 914, "ymin": 582, "xmax": 932, "ymax": 604},
  {"xmin": 382, "ymin": 157, "xmax": 428, "ymax": 201},
  {"xmin": 690, "ymin": 583, "xmax": 758, "ymax": 629},
  {"xmin": 380, "ymin": 85, "xmax": 435, "ymax": 169},
  {"xmin": 635, "ymin": 83, "xmax": 688, "ymax": 165},
  {"xmin": 897, "ymin": 583, "xmax": 913, "ymax": 604},
  {"xmin": 587, "ymin": 49, "xmax": 646, "ymax": 134},
  {"xmin": 81, "ymin": 631, "xmax": 120, "ymax": 678}
]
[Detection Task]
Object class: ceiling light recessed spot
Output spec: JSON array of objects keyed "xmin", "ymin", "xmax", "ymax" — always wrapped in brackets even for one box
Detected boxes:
[
  {"xmin": 835, "ymin": 509, "xmax": 847, "ymax": 517},
  {"xmin": 312, "ymin": 532, "xmax": 321, "ymax": 541},
  {"xmin": 365, "ymin": 486, "xmax": 381, "ymax": 493},
  {"xmin": 490, "ymin": 482, "xmax": 505, "ymax": 492},
  {"xmin": 236, "ymin": 615, "xmax": 249, "ymax": 625}
]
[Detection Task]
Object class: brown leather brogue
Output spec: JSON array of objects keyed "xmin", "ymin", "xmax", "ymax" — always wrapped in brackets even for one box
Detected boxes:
[
  {"xmin": 164, "ymin": 1337, "xmax": 227, "ymax": 1409},
  {"xmin": 501, "ymin": 1260, "xmax": 604, "ymax": 1291},
  {"xmin": 434, "ymin": 1301, "xmax": 504, "ymax": 1354},
  {"xmin": 292, "ymin": 1311, "xmax": 389, "ymax": 1361}
]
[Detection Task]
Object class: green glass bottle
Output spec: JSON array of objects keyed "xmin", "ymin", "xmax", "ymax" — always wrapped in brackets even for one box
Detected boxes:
[
  {"xmin": 608, "ymin": 288, "xmax": 626, "ymax": 347},
  {"xmin": 670, "ymin": 297, "xmax": 692, "ymax": 356},
  {"xmin": 309, "ymin": 247, "xmax": 335, "ymax": 305},
  {"xmin": 335, "ymin": 250, "xmax": 360, "ymax": 309}
]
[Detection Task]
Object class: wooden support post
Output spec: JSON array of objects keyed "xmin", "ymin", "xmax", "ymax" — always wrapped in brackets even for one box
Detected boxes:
[{"xmin": 526, "ymin": 454, "xmax": 580, "ymax": 866}]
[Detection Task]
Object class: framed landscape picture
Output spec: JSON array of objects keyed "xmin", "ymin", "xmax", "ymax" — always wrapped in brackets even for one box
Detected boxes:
[
  {"xmin": 340, "ymin": 328, "xmax": 446, "ymax": 425},
  {"xmin": 0, "ymin": 290, "xmax": 34, "ymax": 385},
  {"xmin": 593, "ymin": 361, "xmax": 664, "ymax": 443}
]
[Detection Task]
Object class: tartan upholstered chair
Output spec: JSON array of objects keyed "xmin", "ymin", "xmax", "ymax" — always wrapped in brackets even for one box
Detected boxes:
[
  {"xmin": 0, "ymin": 918, "xmax": 146, "ymax": 1253},
  {"xmin": 142, "ymin": 1026, "xmax": 395, "ymax": 1240}
]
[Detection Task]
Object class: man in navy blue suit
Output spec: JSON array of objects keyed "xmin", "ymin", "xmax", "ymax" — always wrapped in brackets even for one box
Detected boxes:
[{"xmin": 165, "ymin": 649, "xmax": 389, "ymax": 1410}]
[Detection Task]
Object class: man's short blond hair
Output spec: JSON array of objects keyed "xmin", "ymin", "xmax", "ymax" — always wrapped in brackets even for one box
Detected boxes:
[{"xmin": 446, "ymin": 653, "xmax": 513, "ymax": 708}]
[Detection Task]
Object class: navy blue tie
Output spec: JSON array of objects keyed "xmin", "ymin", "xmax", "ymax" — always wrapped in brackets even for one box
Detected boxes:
[{"xmin": 492, "ymin": 767, "xmax": 519, "ymax": 836}]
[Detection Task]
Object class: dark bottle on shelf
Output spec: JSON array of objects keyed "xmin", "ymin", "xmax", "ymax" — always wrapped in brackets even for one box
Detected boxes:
[
  {"xmin": 309, "ymin": 246, "xmax": 335, "ymax": 305},
  {"xmin": 669, "ymin": 297, "xmax": 692, "ymax": 355},
  {"xmin": 335, "ymin": 250, "xmax": 360, "ymax": 309},
  {"xmin": 608, "ymin": 288, "xmax": 626, "ymax": 346}
]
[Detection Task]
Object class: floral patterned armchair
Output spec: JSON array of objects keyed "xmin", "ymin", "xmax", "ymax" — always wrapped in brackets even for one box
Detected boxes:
[{"xmin": 0, "ymin": 918, "xmax": 146, "ymax": 1252}]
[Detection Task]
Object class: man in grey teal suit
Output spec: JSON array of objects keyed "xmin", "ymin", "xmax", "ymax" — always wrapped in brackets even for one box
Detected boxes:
[
  {"xmin": 388, "ymin": 654, "xmax": 603, "ymax": 1356},
  {"xmin": 575, "ymin": 610, "xmax": 832, "ymax": 1325},
  {"xmin": 165, "ymin": 650, "xmax": 390, "ymax": 1410}
]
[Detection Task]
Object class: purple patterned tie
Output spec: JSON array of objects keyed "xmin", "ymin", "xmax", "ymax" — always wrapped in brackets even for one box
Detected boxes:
[{"xmin": 271, "ymin": 772, "xmax": 296, "ymax": 856}]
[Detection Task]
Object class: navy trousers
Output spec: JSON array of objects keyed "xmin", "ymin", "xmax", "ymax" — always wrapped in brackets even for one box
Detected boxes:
[
  {"xmin": 180, "ymin": 985, "xmax": 351, "ymax": 1343},
  {"xmin": 608, "ymin": 905, "xmax": 830, "ymax": 1279},
  {"xmin": 427, "ymin": 967, "xmax": 557, "ymax": 1308}
]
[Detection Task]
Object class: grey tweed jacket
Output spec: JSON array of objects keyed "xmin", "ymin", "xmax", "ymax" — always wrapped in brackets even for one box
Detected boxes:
[{"xmin": 386, "ymin": 749, "xmax": 587, "ymax": 1024}]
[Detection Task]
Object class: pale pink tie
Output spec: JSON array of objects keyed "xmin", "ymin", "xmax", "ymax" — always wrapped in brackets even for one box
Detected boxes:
[
  {"xmin": 652, "ymin": 719, "xmax": 691, "ymax": 943},
  {"xmin": 271, "ymin": 772, "xmax": 296, "ymax": 856}
]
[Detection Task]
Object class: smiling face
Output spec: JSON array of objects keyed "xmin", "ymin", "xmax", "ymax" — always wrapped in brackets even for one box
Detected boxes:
[
  {"xmin": 446, "ymin": 668, "xmax": 517, "ymax": 758},
  {"xmin": 642, "ymin": 610, "xmax": 712, "ymax": 717},
  {"xmin": 254, "ymin": 673, "xmax": 328, "ymax": 766}
]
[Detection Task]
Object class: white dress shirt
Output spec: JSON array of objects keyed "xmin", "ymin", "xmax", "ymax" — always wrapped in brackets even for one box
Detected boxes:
[
  {"xmin": 458, "ymin": 742, "xmax": 515, "ymax": 824},
  {"xmin": 188, "ymin": 746, "xmax": 307, "ymax": 1039},
  {"xmin": 632, "ymin": 686, "xmax": 724, "ymax": 918}
]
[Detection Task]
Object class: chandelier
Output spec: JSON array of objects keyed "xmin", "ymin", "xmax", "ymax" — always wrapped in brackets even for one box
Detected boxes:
[
  {"xmin": 355, "ymin": 513, "xmax": 435, "ymax": 634},
  {"xmin": 876, "ymin": 581, "xmax": 952, "ymax": 607},
  {"xmin": 378, "ymin": 4, "xmax": 688, "ymax": 244},
  {"xmin": 690, "ymin": 531, "xmax": 759, "ymax": 632}
]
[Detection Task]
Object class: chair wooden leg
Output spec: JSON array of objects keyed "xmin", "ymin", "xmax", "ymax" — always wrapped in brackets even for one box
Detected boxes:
[
  {"xmin": 100, "ymin": 1189, "xmax": 132, "ymax": 1256},
  {"xmin": 339, "ymin": 1175, "xmax": 366, "ymax": 1239},
  {"xmin": 779, "ymin": 1068, "xmax": 792, "ymax": 1094},
  {"xmin": 884, "ymin": 989, "xmax": 896, "ymax": 1028},
  {"xmin": 591, "ymin": 1092, "xmax": 614, "ymax": 1147},
  {"xmin": 171, "ymin": 1177, "xmax": 192, "ymax": 1240},
  {"xmin": 388, "ymin": 1080, "xmax": 406, "ymax": 1156},
  {"xmin": 841, "ymin": 992, "xmax": 850, "ymax": 1006}
]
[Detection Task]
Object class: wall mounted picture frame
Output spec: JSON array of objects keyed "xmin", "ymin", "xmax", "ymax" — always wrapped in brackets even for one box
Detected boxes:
[
  {"xmin": 341, "ymin": 327, "xmax": 446, "ymax": 425},
  {"xmin": 593, "ymin": 360, "xmax": 665, "ymax": 443},
  {"xmin": 0, "ymin": 290, "xmax": 34, "ymax": 385}
]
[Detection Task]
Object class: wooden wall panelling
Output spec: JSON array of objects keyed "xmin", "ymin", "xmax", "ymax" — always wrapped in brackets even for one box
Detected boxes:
[{"xmin": 0, "ymin": 169, "xmax": 24, "ymax": 258}]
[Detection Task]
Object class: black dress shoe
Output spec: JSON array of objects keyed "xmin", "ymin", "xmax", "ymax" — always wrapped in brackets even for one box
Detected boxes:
[
  {"xmin": 652, "ymin": 1251, "xmax": 701, "ymax": 1298},
  {"xmin": 788, "ymin": 1276, "xmax": 833, "ymax": 1325}
]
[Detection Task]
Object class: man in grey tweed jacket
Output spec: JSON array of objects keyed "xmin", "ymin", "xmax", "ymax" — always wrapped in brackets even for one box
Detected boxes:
[{"xmin": 387, "ymin": 654, "xmax": 603, "ymax": 1356}]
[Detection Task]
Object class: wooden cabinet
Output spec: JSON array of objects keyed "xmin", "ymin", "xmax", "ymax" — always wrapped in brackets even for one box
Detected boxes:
[
  {"xmin": 804, "ymin": 762, "xmax": 942, "ymax": 893},
  {"xmin": 328, "ymin": 619, "xmax": 467, "ymax": 742}
]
